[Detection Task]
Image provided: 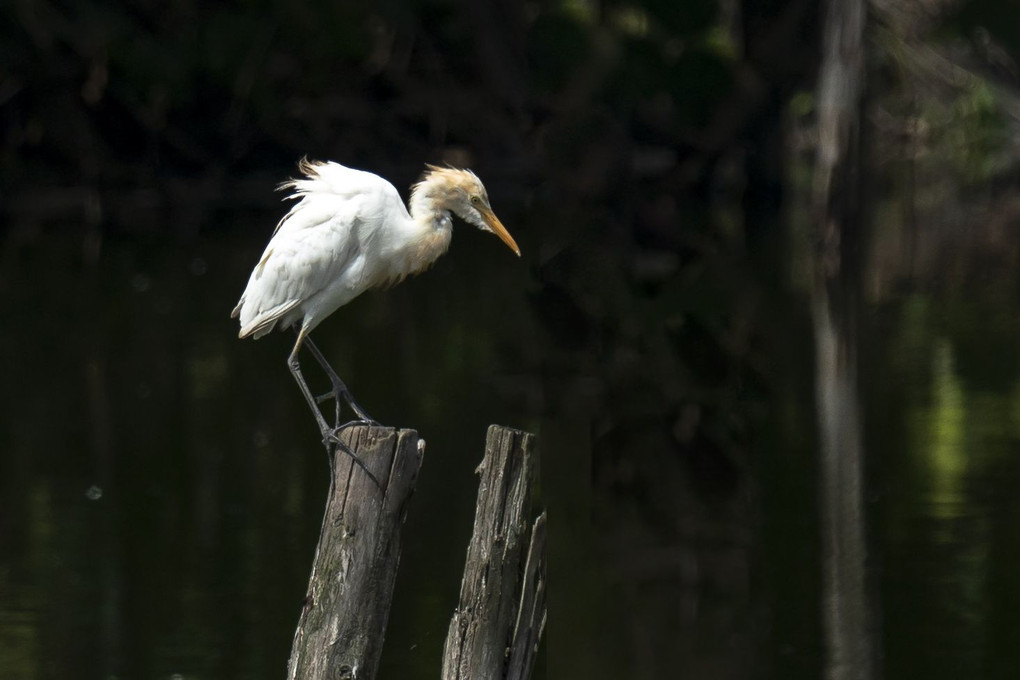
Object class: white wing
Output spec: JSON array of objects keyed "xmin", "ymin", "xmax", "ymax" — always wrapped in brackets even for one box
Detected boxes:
[{"xmin": 232, "ymin": 161, "xmax": 410, "ymax": 339}]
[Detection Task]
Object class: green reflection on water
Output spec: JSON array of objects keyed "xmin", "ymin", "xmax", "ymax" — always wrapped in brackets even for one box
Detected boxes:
[
  {"xmin": 873, "ymin": 286, "xmax": 1020, "ymax": 680},
  {"xmin": 921, "ymin": 340, "xmax": 968, "ymax": 513}
]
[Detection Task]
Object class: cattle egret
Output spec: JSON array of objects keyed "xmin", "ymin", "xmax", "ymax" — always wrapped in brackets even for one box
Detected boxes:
[{"xmin": 232, "ymin": 159, "xmax": 520, "ymax": 445}]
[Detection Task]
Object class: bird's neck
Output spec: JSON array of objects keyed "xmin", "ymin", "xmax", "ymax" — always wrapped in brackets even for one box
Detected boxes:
[
  {"xmin": 408, "ymin": 173, "xmax": 450, "ymax": 226},
  {"xmin": 394, "ymin": 179, "xmax": 454, "ymax": 276}
]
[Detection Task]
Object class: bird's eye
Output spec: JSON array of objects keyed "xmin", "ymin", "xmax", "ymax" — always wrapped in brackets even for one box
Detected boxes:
[{"xmin": 470, "ymin": 195, "xmax": 481, "ymax": 205}]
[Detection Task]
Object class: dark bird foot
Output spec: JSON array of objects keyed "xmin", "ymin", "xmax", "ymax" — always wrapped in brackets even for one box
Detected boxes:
[
  {"xmin": 314, "ymin": 389, "xmax": 377, "ymax": 425},
  {"xmin": 324, "ymin": 423, "xmax": 382, "ymax": 489}
]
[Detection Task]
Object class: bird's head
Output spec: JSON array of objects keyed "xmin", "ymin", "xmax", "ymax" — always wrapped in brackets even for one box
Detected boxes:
[{"xmin": 414, "ymin": 165, "xmax": 521, "ymax": 256}]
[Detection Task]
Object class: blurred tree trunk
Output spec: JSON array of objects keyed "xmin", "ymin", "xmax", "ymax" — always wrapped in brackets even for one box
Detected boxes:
[{"xmin": 811, "ymin": 0, "xmax": 875, "ymax": 679}]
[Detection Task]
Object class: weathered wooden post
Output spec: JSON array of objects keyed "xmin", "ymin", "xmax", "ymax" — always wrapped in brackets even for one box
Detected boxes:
[
  {"xmin": 442, "ymin": 425, "xmax": 547, "ymax": 680},
  {"xmin": 286, "ymin": 426, "xmax": 424, "ymax": 680}
]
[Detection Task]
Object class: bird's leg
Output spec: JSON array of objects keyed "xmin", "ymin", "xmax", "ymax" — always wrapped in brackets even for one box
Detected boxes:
[
  {"xmin": 287, "ymin": 331, "xmax": 333, "ymax": 437},
  {"xmin": 288, "ymin": 329, "xmax": 380, "ymax": 487},
  {"xmin": 302, "ymin": 335, "xmax": 377, "ymax": 425}
]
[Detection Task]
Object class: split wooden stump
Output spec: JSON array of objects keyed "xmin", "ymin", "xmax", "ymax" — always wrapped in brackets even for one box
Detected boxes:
[
  {"xmin": 285, "ymin": 424, "xmax": 545, "ymax": 680},
  {"xmin": 442, "ymin": 426, "xmax": 546, "ymax": 680}
]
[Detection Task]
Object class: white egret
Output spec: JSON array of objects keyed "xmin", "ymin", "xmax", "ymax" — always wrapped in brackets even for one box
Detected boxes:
[{"xmin": 232, "ymin": 159, "xmax": 520, "ymax": 444}]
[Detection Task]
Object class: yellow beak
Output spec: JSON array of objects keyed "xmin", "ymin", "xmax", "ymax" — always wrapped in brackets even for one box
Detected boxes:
[{"xmin": 480, "ymin": 206, "xmax": 521, "ymax": 257}]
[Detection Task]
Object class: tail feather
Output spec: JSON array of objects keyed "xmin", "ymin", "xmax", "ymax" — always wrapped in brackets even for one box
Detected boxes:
[
  {"xmin": 238, "ymin": 317, "xmax": 277, "ymax": 340},
  {"xmin": 236, "ymin": 299, "xmax": 301, "ymax": 340}
]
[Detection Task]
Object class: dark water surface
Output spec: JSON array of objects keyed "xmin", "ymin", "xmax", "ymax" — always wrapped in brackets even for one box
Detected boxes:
[
  {"xmin": 0, "ymin": 230, "xmax": 538, "ymax": 679},
  {"xmin": 867, "ymin": 292, "xmax": 1020, "ymax": 680},
  {"xmin": 2, "ymin": 212, "xmax": 1020, "ymax": 679}
]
